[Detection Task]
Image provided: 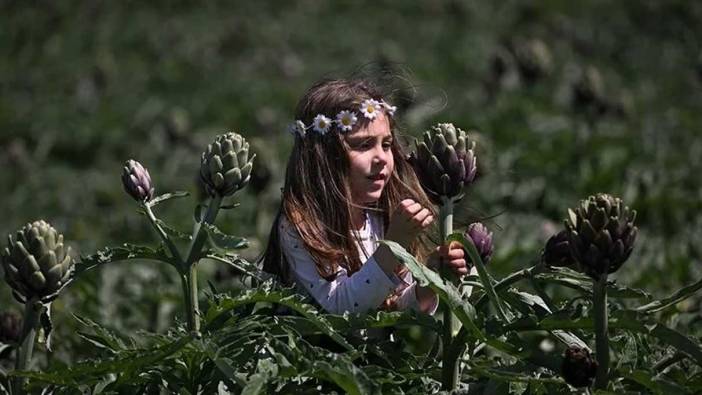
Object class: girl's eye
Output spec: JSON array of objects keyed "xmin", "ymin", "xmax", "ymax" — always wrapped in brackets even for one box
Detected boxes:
[{"xmin": 382, "ymin": 142, "xmax": 392, "ymax": 150}]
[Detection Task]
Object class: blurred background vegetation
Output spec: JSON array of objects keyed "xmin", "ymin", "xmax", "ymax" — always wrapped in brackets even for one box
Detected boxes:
[{"xmin": 1, "ymin": 0, "xmax": 701, "ymax": 364}]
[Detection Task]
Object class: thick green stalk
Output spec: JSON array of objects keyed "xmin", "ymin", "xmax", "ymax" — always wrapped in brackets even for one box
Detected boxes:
[
  {"xmin": 182, "ymin": 194, "xmax": 223, "ymax": 334},
  {"xmin": 593, "ymin": 275, "xmax": 610, "ymax": 390},
  {"xmin": 179, "ymin": 273, "xmax": 195, "ymax": 333},
  {"xmin": 13, "ymin": 301, "xmax": 41, "ymax": 395},
  {"xmin": 143, "ymin": 202, "xmax": 184, "ymax": 265},
  {"xmin": 439, "ymin": 197, "xmax": 459, "ymax": 391}
]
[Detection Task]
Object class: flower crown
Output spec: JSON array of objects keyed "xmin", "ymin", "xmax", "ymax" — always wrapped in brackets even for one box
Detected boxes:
[{"xmin": 287, "ymin": 99, "xmax": 397, "ymax": 138}]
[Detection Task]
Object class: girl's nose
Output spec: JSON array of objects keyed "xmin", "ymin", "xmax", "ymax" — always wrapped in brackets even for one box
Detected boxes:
[{"xmin": 372, "ymin": 147, "xmax": 388, "ymax": 165}]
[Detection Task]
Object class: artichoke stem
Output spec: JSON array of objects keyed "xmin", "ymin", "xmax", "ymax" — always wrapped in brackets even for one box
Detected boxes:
[
  {"xmin": 438, "ymin": 197, "xmax": 459, "ymax": 391},
  {"xmin": 185, "ymin": 194, "xmax": 223, "ymax": 266},
  {"xmin": 13, "ymin": 301, "xmax": 41, "ymax": 394},
  {"xmin": 593, "ymin": 275, "xmax": 610, "ymax": 389},
  {"xmin": 182, "ymin": 194, "xmax": 222, "ymax": 334},
  {"xmin": 144, "ymin": 202, "xmax": 184, "ymax": 265},
  {"xmin": 184, "ymin": 267, "xmax": 201, "ymax": 335}
]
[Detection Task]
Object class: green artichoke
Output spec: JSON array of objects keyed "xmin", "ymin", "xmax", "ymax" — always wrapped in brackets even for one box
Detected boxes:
[
  {"xmin": 565, "ymin": 194, "xmax": 638, "ymax": 279},
  {"xmin": 408, "ymin": 123, "xmax": 477, "ymax": 204},
  {"xmin": 1, "ymin": 220, "xmax": 74, "ymax": 303},
  {"xmin": 200, "ymin": 132, "xmax": 255, "ymax": 197}
]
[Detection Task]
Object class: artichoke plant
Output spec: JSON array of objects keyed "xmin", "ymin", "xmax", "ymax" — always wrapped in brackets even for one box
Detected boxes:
[
  {"xmin": 564, "ymin": 193, "xmax": 638, "ymax": 280},
  {"xmin": 200, "ymin": 132, "xmax": 255, "ymax": 197},
  {"xmin": 542, "ymin": 229, "xmax": 574, "ymax": 268},
  {"xmin": 121, "ymin": 159, "xmax": 155, "ymax": 202},
  {"xmin": 408, "ymin": 123, "xmax": 477, "ymax": 204},
  {"xmin": 1, "ymin": 220, "xmax": 74, "ymax": 303},
  {"xmin": 561, "ymin": 346, "xmax": 598, "ymax": 388},
  {"xmin": 465, "ymin": 222, "xmax": 493, "ymax": 265}
]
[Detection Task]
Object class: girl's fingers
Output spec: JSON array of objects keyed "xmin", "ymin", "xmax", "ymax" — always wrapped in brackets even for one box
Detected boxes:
[
  {"xmin": 447, "ymin": 248, "xmax": 464, "ymax": 259},
  {"xmin": 449, "ymin": 259, "xmax": 466, "ymax": 268},
  {"xmin": 404, "ymin": 202, "xmax": 423, "ymax": 216},
  {"xmin": 412, "ymin": 208, "xmax": 431, "ymax": 224},
  {"xmin": 420, "ymin": 215, "xmax": 434, "ymax": 228}
]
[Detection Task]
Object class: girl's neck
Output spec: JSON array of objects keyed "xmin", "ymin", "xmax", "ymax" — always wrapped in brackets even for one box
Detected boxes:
[{"xmin": 351, "ymin": 207, "xmax": 366, "ymax": 231}]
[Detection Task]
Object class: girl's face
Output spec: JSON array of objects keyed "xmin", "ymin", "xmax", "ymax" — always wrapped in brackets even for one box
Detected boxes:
[{"xmin": 344, "ymin": 112, "xmax": 395, "ymax": 205}]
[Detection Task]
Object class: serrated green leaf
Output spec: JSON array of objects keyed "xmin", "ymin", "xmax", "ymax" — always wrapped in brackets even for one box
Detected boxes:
[
  {"xmin": 204, "ymin": 284, "xmax": 353, "ymax": 352},
  {"xmin": 155, "ymin": 218, "xmax": 192, "ymax": 241},
  {"xmin": 147, "ymin": 191, "xmax": 189, "ymax": 208},
  {"xmin": 205, "ymin": 253, "xmax": 265, "ymax": 282},
  {"xmin": 446, "ymin": 233, "xmax": 511, "ymax": 322},
  {"xmin": 73, "ymin": 315, "xmax": 127, "ymax": 353},
  {"xmin": 378, "ymin": 240, "xmax": 483, "ymax": 340},
  {"xmin": 636, "ymin": 275, "xmax": 702, "ymax": 313},
  {"xmin": 203, "ymin": 223, "xmax": 249, "ymax": 251},
  {"xmin": 11, "ymin": 335, "xmax": 192, "ymax": 386},
  {"xmin": 75, "ymin": 244, "xmax": 174, "ymax": 275}
]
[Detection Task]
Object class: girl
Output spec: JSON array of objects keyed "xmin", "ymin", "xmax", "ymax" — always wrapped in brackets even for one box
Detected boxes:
[{"xmin": 261, "ymin": 78, "xmax": 468, "ymax": 315}]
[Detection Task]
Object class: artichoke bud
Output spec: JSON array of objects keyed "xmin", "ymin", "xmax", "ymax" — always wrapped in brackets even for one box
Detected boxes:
[
  {"xmin": 409, "ymin": 123, "xmax": 478, "ymax": 204},
  {"xmin": 542, "ymin": 230, "xmax": 575, "ymax": 268},
  {"xmin": 465, "ymin": 222, "xmax": 494, "ymax": 265},
  {"xmin": 200, "ymin": 132, "xmax": 256, "ymax": 197},
  {"xmin": 1, "ymin": 220, "xmax": 75, "ymax": 302},
  {"xmin": 121, "ymin": 159, "xmax": 155, "ymax": 203},
  {"xmin": 565, "ymin": 194, "xmax": 638, "ymax": 279},
  {"xmin": 561, "ymin": 346, "xmax": 597, "ymax": 388},
  {"xmin": 0, "ymin": 311, "xmax": 22, "ymax": 344}
]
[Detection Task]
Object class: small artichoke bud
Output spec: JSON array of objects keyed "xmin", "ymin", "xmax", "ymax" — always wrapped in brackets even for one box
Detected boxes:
[
  {"xmin": 1, "ymin": 220, "xmax": 75, "ymax": 302},
  {"xmin": 561, "ymin": 346, "xmax": 598, "ymax": 388},
  {"xmin": 200, "ymin": 132, "xmax": 256, "ymax": 197},
  {"xmin": 564, "ymin": 193, "xmax": 638, "ymax": 280},
  {"xmin": 408, "ymin": 123, "xmax": 478, "ymax": 204},
  {"xmin": 542, "ymin": 230, "xmax": 575, "ymax": 268},
  {"xmin": 121, "ymin": 159, "xmax": 155, "ymax": 202},
  {"xmin": 0, "ymin": 311, "xmax": 22, "ymax": 344},
  {"xmin": 465, "ymin": 222, "xmax": 493, "ymax": 265}
]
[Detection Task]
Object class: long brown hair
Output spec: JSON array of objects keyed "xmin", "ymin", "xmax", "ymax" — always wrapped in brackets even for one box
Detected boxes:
[{"xmin": 261, "ymin": 78, "xmax": 435, "ymax": 285}]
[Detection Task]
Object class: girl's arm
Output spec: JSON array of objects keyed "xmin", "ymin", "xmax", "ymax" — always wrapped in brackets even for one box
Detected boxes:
[{"xmin": 281, "ymin": 220, "xmax": 404, "ymax": 314}]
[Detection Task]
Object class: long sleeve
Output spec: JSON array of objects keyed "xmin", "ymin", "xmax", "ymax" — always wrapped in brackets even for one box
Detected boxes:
[
  {"xmin": 393, "ymin": 271, "xmax": 439, "ymax": 314},
  {"xmin": 280, "ymin": 218, "xmax": 402, "ymax": 314}
]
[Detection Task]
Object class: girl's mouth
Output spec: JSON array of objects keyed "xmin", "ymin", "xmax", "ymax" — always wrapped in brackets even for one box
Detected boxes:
[{"xmin": 368, "ymin": 173, "xmax": 386, "ymax": 181}]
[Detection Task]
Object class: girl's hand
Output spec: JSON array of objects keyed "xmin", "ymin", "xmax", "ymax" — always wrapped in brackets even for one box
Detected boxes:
[
  {"xmin": 385, "ymin": 199, "xmax": 433, "ymax": 248},
  {"xmin": 428, "ymin": 241, "xmax": 469, "ymax": 277}
]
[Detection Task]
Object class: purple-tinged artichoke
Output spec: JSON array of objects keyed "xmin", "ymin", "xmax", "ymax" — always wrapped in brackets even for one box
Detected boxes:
[
  {"xmin": 542, "ymin": 229, "xmax": 575, "ymax": 268},
  {"xmin": 1, "ymin": 220, "xmax": 74, "ymax": 303},
  {"xmin": 565, "ymin": 193, "xmax": 638, "ymax": 280},
  {"xmin": 561, "ymin": 346, "xmax": 598, "ymax": 388},
  {"xmin": 0, "ymin": 311, "xmax": 22, "ymax": 344},
  {"xmin": 408, "ymin": 123, "xmax": 477, "ymax": 204},
  {"xmin": 465, "ymin": 222, "xmax": 493, "ymax": 265},
  {"xmin": 200, "ymin": 132, "xmax": 255, "ymax": 197},
  {"xmin": 121, "ymin": 159, "xmax": 155, "ymax": 202}
]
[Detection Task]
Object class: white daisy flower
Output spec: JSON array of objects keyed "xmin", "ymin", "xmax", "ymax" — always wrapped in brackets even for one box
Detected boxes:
[
  {"xmin": 359, "ymin": 99, "xmax": 381, "ymax": 120},
  {"xmin": 335, "ymin": 110, "xmax": 357, "ymax": 132},
  {"xmin": 381, "ymin": 101, "xmax": 397, "ymax": 117},
  {"xmin": 287, "ymin": 120, "xmax": 307, "ymax": 137},
  {"xmin": 312, "ymin": 114, "xmax": 332, "ymax": 135}
]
